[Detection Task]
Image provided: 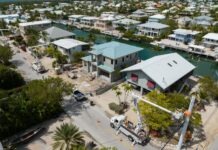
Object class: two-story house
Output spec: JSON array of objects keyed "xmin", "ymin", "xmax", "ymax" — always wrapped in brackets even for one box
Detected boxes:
[
  {"xmin": 128, "ymin": 9, "xmax": 147, "ymax": 20},
  {"xmin": 168, "ymin": 29, "xmax": 200, "ymax": 44},
  {"xmin": 112, "ymin": 18, "xmax": 140, "ymax": 31},
  {"xmin": 52, "ymin": 38, "xmax": 89, "ymax": 62},
  {"xmin": 137, "ymin": 22, "xmax": 169, "ymax": 37},
  {"xmin": 19, "ymin": 20, "xmax": 52, "ymax": 35},
  {"xmin": 122, "ymin": 53, "xmax": 195, "ymax": 94},
  {"xmin": 81, "ymin": 41, "xmax": 143, "ymax": 82},
  {"xmin": 68, "ymin": 15, "xmax": 84, "ymax": 25},
  {"xmin": 192, "ymin": 15, "xmax": 213, "ymax": 27},
  {"xmin": 80, "ymin": 16, "xmax": 99, "ymax": 28},
  {"xmin": 94, "ymin": 13, "xmax": 124, "ymax": 31},
  {"xmin": 203, "ymin": 33, "xmax": 218, "ymax": 48}
]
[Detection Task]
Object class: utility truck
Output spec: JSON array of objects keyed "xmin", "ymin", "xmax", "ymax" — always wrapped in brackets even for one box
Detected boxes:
[
  {"xmin": 110, "ymin": 115, "xmax": 149, "ymax": 145},
  {"xmin": 110, "ymin": 92, "xmax": 196, "ymax": 149}
]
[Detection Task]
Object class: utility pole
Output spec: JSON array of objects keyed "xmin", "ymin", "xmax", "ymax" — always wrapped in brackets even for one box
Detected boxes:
[
  {"xmin": 132, "ymin": 93, "xmax": 196, "ymax": 150},
  {"xmin": 176, "ymin": 96, "xmax": 195, "ymax": 150}
]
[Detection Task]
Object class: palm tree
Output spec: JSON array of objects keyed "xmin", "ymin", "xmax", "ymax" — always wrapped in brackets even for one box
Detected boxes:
[
  {"xmin": 112, "ymin": 86, "xmax": 122, "ymax": 104},
  {"xmin": 121, "ymin": 83, "xmax": 133, "ymax": 102},
  {"xmin": 52, "ymin": 123, "xmax": 85, "ymax": 150}
]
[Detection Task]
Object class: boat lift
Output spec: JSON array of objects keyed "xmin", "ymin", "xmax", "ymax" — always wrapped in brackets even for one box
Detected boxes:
[{"xmin": 132, "ymin": 93, "xmax": 195, "ymax": 150}]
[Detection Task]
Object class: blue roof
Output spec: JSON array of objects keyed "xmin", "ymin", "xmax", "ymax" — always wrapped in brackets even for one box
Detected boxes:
[
  {"xmin": 98, "ymin": 64, "xmax": 114, "ymax": 73},
  {"xmin": 81, "ymin": 55, "xmax": 92, "ymax": 61},
  {"xmin": 90, "ymin": 41, "xmax": 143, "ymax": 59}
]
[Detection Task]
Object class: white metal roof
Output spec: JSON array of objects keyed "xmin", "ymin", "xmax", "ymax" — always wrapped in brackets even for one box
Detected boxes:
[
  {"xmin": 174, "ymin": 29, "xmax": 200, "ymax": 36},
  {"xmin": 52, "ymin": 38, "xmax": 88, "ymax": 49},
  {"xmin": 68, "ymin": 15, "xmax": 84, "ymax": 18},
  {"xmin": 138, "ymin": 22, "xmax": 169, "ymax": 29},
  {"xmin": 203, "ymin": 33, "xmax": 218, "ymax": 41},
  {"xmin": 19, "ymin": 20, "xmax": 51, "ymax": 27},
  {"xmin": 149, "ymin": 14, "xmax": 165, "ymax": 20},
  {"xmin": 0, "ymin": 14, "xmax": 19, "ymax": 19},
  {"xmin": 122, "ymin": 53, "xmax": 195, "ymax": 90}
]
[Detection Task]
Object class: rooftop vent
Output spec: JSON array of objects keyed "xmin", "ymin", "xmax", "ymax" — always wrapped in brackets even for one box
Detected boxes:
[
  {"xmin": 173, "ymin": 60, "xmax": 178, "ymax": 64},
  {"xmin": 168, "ymin": 63, "xmax": 172, "ymax": 67}
]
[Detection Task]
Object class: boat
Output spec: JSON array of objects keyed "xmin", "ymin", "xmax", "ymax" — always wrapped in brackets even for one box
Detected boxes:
[{"xmin": 11, "ymin": 127, "xmax": 45, "ymax": 146}]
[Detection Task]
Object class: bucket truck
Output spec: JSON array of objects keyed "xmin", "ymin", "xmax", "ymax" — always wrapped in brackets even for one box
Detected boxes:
[{"xmin": 110, "ymin": 92, "xmax": 195, "ymax": 149}]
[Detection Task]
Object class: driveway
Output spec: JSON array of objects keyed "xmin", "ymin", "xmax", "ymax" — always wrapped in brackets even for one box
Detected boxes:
[{"xmin": 62, "ymin": 97, "xmax": 157, "ymax": 150}]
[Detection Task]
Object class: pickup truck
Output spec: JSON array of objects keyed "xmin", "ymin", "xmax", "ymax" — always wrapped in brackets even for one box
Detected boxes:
[{"xmin": 72, "ymin": 90, "xmax": 86, "ymax": 101}]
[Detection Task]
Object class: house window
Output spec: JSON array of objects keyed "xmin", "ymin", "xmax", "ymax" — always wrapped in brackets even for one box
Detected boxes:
[
  {"xmin": 103, "ymin": 57, "xmax": 105, "ymax": 61},
  {"xmin": 147, "ymin": 80, "xmax": 155, "ymax": 89},
  {"xmin": 131, "ymin": 74, "xmax": 138, "ymax": 82},
  {"xmin": 130, "ymin": 55, "xmax": 132, "ymax": 59},
  {"xmin": 126, "ymin": 55, "xmax": 129, "ymax": 58},
  {"xmin": 122, "ymin": 57, "xmax": 124, "ymax": 62},
  {"xmin": 111, "ymin": 59, "xmax": 113, "ymax": 64},
  {"xmin": 115, "ymin": 60, "xmax": 117, "ymax": 64}
]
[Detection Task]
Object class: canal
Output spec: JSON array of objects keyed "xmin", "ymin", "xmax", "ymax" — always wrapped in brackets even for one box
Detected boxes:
[{"xmin": 56, "ymin": 24, "xmax": 218, "ymax": 80}]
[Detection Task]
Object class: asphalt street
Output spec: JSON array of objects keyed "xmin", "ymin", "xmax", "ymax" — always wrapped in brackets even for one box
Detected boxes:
[{"xmin": 62, "ymin": 97, "xmax": 157, "ymax": 150}]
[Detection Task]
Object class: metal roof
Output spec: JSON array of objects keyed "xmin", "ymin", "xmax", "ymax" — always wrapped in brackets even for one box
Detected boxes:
[
  {"xmin": 203, "ymin": 33, "xmax": 218, "ymax": 41},
  {"xmin": 44, "ymin": 26, "xmax": 75, "ymax": 40},
  {"xmin": 90, "ymin": 41, "xmax": 143, "ymax": 59},
  {"xmin": 149, "ymin": 14, "xmax": 165, "ymax": 20},
  {"xmin": 81, "ymin": 55, "xmax": 92, "ymax": 61},
  {"xmin": 138, "ymin": 22, "xmax": 169, "ymax": 29},
  {"xmin": 52, "ymin": 38, "xmax": 88, "ymax": 49},
  {"xmin": 19, "ymin": 20, "xmax": 51, "ymax": 27},
  {"xmin": 173, "ymin": 29, "xmax": 200, "ymax": 35},
  {"xmin": 98, "ymin": 64, "xmax": 114, "ymax": 73},
  {"xmin": 122, "ymin": 53, "xmax": 195, "ymax": 90},
  {"xmin": 113, "ymin": 18, "xmax": 140, "ymax": 25}
]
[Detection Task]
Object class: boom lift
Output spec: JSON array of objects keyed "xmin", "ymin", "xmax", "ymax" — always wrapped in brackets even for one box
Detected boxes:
[{"xmin": 110, "ymin": 92, "xmax": 195, "ymax": 149}]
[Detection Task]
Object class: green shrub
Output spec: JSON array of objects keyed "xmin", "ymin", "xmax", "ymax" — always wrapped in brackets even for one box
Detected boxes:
[{"xmin": 109, "ymin": 102, "xmax": 124, "ymax": 114}]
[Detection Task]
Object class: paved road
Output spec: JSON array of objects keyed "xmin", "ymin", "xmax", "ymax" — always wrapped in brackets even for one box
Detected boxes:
[
  {"xmin": 208, "ymin": 135, "xmax": 218, "ymax": 150},
  {"xmin": 62, "ymin": 97, "xmax": 157, "ymax": 150},
  {"xmin": 11, "ymin": 47, "xmax": 45, "ymax": 81}
]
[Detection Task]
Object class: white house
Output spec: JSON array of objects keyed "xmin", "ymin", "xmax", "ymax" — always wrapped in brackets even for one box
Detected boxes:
[
  {"xmin": 137, "ymin": 22, "xmax": 169, "ymax": 37},
  {"xmin": 148, "ymin": 14, "xmax": 165, "ymax": 22},
  {"xmin": 168, "ymin": 29, "xmax": 200, "ymax": 44},
  {"xmin": 112, "ymin": 18, "xmax": 140, "ymax": 30},
  {"xmin": 128, "ymin": 9, "xmax": 147, "ymax": 20},
  {"xmin": 68, "ymin": 15, "xmax": 84, "ymax": 25},
  {"xmin": 52, "ymin": 38, "xmax": 89, "ymax": 61},
  {"xmin": 203, "ymin": 33, "xmax": 218, "ymax": 48},
  {"xmin": 144, "ymin": 6, "xmax": 158, "ymax": 16},
  {"xmin": 19, "ymin": 20, "xmax": 51, "ymax": 34},
  {"xmin": 122, "ymin": 53, "xmax": 195, "ymax": 94},
  {"xmin": 0, "ymin": 14, "xmax": 19, "ymax": 24},
  {"xmin": 80, "ymin": 16, "xmax": 99, "ymax": 27}
]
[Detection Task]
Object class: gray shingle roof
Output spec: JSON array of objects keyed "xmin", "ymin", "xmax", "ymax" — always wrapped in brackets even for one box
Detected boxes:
[{"xmin": 44, "ymin": 26, "xmax": 75, "ymax": 40}]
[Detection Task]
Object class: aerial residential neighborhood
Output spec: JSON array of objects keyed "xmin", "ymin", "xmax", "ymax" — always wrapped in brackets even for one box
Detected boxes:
[{"xmin": 0, "ymin": 0, "xmax": 218, "ymax": 150}]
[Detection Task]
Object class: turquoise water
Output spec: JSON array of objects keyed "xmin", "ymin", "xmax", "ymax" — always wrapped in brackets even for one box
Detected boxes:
[{"xmin": 56, "ymin": 24, "xmax": 218, "ymax": 80}]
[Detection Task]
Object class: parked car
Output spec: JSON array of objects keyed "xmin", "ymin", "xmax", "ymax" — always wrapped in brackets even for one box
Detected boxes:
[
  {"xmin": 32, "ymin": 61, "xmax": 46, "ymax": 73},
  {"xmin": 72, "ymin": 90, "xmax": 86, "ymax": 101}
]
